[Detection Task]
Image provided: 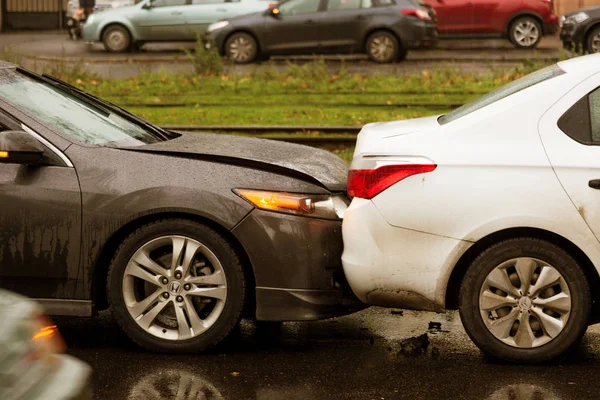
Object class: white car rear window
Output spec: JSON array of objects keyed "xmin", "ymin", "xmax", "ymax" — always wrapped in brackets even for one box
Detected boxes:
[{"xmin": 438, "ymin": 64, "xmax": 565, "ymax": 125}]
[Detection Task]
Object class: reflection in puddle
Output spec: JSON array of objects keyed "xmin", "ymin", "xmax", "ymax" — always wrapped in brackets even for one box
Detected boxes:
[
  {"xmin": 128, "ymin": 369, "xmax": 224, "ymax": 400},
  {"xmin": 486, "ymin": 384, "xmax": 561, "ymax": 400}
]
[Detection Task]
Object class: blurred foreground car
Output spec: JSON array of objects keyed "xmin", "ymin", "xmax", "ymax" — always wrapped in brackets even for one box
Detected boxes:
[
  {"xmin": 205, "ymin": 0, "xmax": 437, "ymax": 63},
  {"xmin": 0, "ymin": 289, "xmax": 91, "ymax": 400},
  {"xmin": 82, "ymin": 0, "xmax": 273, "ymax": 52},
  {"xmin": 343, "ymin": 54, "xmax": 600, "ymax": 363},
  {"xmin": 422, "ymin": 0, "xmax": 558, "ymax": 48},
  {"xmin": 560, "ymin": 5, "xmax": 600, "ymax": 54},
  {"xmin": 0, "ymin": 62, "xmax": 362, "ymax": 353}
]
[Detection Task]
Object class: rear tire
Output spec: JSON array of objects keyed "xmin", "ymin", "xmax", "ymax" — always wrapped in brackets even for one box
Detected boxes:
[
  {"xmin": 102, "ymin": 24, "xmax": 132, "ymax": 53},
  {"xmin": 366, "ymin": 31, "xmax": 400, "ymax": 63},
  {"xmin": 225, "ymin": 32, "xmax": 258, "ymax": 64},
  {"xmin": 509, "ymin": 16, "xmax": 542, "ymax": 49},
  {"xmin": 108, "ymin": 219, "xmax": 246, "ymax": 353},
  {"xmin": 459, "ymin": 238, "xmax": 590, "ymax": 363},
  {"xmin": 586, "ymin": 26, "xmax": 600, "ymax": 54}
]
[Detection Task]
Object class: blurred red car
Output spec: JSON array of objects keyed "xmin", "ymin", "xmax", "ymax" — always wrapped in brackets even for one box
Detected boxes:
[{"xmin": 421, "ymin": 0, "xmax": 559, "ymax": 48}]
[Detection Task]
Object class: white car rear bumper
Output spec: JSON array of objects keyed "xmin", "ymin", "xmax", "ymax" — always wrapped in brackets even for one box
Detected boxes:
[{"xmin": 341, "ymin": 198, "xmax": 472, "ymax": 312}]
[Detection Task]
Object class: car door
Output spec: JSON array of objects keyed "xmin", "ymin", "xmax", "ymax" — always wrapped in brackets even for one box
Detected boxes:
[
  {"xmin": 133, "ymin": 0, "xmax": 191, "ymax": 41},
  {"xmin": 422, "ymin": 0, "xmax": 474, "ymax": 34},
  {"xmin": 0, "ymin": 106, "xmax": 82, "ymax": 301},
  {"xmin": 261, "ymin": 0, "xmax": 324, "ymax": 54},
  {"xmin": 317, "ymin": 0, "xmax": 366, "ymax": 52},
  {"xmin": 539, "ymin": 72, "xmax": 600, "ymax": 242},
  {"xmin": 186, "ymin": 0, "xmax": 234, "ymax": 37},
  {"xmin": 470, "ymin": 0, "xmax": 499, "ymax": 33}
]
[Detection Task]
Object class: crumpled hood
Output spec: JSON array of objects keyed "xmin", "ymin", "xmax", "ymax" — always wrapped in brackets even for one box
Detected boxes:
[{"xmin": 128, "ymin": 132, "xmax": 348, "ymax": 192}]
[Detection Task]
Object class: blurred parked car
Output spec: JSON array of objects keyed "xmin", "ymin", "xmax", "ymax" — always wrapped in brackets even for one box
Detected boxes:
[
  {"xmin": 560, "ymin": 5, "xmax": 600, "ymax": 53},
  {"xmin": 82, "ymin": 0, "xmax": 274, "ymax": 52},
  {"xmin": 67, "ymin": 0, "xmax": 136, "ymax": 39},
  {"xmin": 205, "ymin": 0, "xmax": 437, "ymax": 63},
  {"xmin": 421, "ymin": 0, "xmax": 558, "ymax": 48},
  {"xmin": 0, "ymin": 61, "xmax": 363, "ymax": 353},
  {"xmin": 343, "ymin": 54, "xmax": 600, "ymax": 363},
  {"xmin": 0, "ymin": 289, "xmax": 91, "ymax": 400}
]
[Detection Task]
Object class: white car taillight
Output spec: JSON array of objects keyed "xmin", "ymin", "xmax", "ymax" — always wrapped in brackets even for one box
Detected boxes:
[{"xmin": 348, "ymin": 156, "xmax": 437, "ymax": 199}]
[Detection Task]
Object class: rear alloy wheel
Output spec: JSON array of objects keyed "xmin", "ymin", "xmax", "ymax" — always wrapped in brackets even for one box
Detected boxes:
[
  {"xmin": 459, "ymin": 238, "xmax": 590, "ymax": 363},
  {"xmin": 587, "ymin": 27, "xmax": 600, "ymax": 54},
  {"xmin": 108, "ymin": 219, "xmax": 245, "ymax": 352},
  {"xmin": 366, "ymin": 31, "xmax": 400, "ymax": 63},
  {"xmin": 225, "ymin": 32, "xmax": 258, "ymax": 64},
  {"xmin": 102, "ymin": 25, "xmax": 131, "ymax": 53},
  {"xmin": 509, "ymin": 17, "xmax": 542, "ymax": 49}
]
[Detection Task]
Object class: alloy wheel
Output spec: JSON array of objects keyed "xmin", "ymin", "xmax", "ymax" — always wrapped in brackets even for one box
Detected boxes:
[
  {"xmin": 369, "ymin": 35, "xmax": 394, "ymax": 62},
  {"xmin": 229, "ymin": 36, "xmax": 255, "ymax": 63},
  {"xmin": 591, "ymin": 32, "xmax": 600, "ymax": 53},
  {"xmin": 107, "ymin": 30, "xmax": 127, "ymax": 51},
  {"xmin": 122, "ymin": 235, "xmax": 227, "ymax": 341},
  {"xmin": 513, "ymin": 20, "xmax": 540, "ymax": 48},
  {"xmin": 479, "ymin": 257, "xmax": 571, "ymax": 349}
]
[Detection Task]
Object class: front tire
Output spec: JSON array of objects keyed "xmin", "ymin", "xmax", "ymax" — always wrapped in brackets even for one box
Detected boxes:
[
  {"xmin": 587, "ymin": 26, "xmax": 600, "ymax": 54},
  {"xmin": 509, "ymin": 16, "xmax": 542, "ymax": 49},
  {"xmin": 102, "ymin": 24, "xmax": 132, "ymax": 53},
  {"xmin": 107, "ymin": 219, "xmax": 246, "ymax": 353},
  {"xmin": 459, "ymin": 238, "xmax": 590, "ymax": 363},
  {"xmin": 225, "ymin": 32, "xmax": 258, "ymax": 64},
  {"xmin": 366, "ymin": 31, "xmax": 401, "ymax": 63}
]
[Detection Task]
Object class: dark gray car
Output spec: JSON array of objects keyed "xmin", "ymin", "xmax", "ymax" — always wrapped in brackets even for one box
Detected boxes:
[
  {"xmin": 0, "ymin": 62, "xmax": 363, "ymax": 353},
  {"xmin": 205, "ymin": 0, "xmax": 437, "ymax": 63}
]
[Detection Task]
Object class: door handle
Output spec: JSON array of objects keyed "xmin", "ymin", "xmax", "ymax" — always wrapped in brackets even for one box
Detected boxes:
[
  {"xmin": 171, "ymin": 11, "xmax": 183, "ymax": 15},
  {"xmin": 307, "ymin": 19, "xmax": 315, "ymax": 23},
  {"xmin": 589, "ymin": 180, "xmax": 600, "ymax": 189},
  {"xmin": 216, "ymin": 8, "xmax": 227, "ymax": 11},
  {"xmin": 356, "ymin": 15, "xmax": 366, "ymax": 20}
]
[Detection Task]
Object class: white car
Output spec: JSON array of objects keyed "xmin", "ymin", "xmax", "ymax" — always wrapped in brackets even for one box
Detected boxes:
[{"xmin": 342, "ymin": 53, "xmax": 600, "ymax": 363}]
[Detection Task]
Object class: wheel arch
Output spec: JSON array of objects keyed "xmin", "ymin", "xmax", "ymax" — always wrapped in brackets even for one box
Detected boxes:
[
  {"xmin": 362, "ymin": 27, "xmax": 404, "ymax": 52},
  {"xmin": 100, "ymin": 22, "xmax": 135, "ymax": 44},
  {"xmin": 444, "ymin": 227, "xmax": 600, "ymax": 318},
  {"xmin": 584, "ymin": 22, "xmax": 600, "ymax": 51},
  {"xmin": 92, "ymin": 211, "xmax": 256, "ymax": 317},
  {"xmin": 222, "ymin": 29, "xmax": 262, "ymax": 55},
  {"xmin": 505, "ymin": 12, "xmax": 545, "ymax": 36}
]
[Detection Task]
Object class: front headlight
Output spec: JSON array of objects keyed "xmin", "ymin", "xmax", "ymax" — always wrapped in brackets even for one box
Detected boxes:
[
  {"xmin": 207, "ymin": 20, "xmax": 229, "ymax": 33},
  {"xmin": 234, "ymin": 189, "xmax": 348, "ymax": 220},
  {"xmin": 566, "ymin": 12, "xmax": 589, "ymax": 24}
]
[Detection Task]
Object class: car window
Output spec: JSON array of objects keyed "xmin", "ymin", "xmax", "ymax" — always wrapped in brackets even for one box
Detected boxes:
[
  {"xmin": 278, "ymin": 0, "xmax": 321, "ymax": 15},
  {"xmin": 0, "ymin": 70, "xmax": 162, "ymax": 147},
  {"xmin": 439, "ymin": 64, "xmax": 565, "ymax": 125},
  {"xmin": 152, "ymin": 0, "xmax": 188, "ymax": 7},
  {"xmin": 591, "ymin": 88, "xmax": 600, "ymax": 142},
  {"xmin": 192, "ymin": 0, "xmax": 225, "ymax": 3},
  {"xmin": 557, "ymin": 86, "xmax": 600, "ymax": 145},
  {"xmin": 328, "ymin": 0, "xmax": 360, "ymax": 10}
]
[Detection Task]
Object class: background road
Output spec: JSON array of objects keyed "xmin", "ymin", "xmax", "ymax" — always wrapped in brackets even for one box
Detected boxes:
[
  {"xmin": 55, "ymin": 307, "xmax": 600, "ymax": 399},
  {"xmin": 0, "ymin": 32, "xmax": 565, "ymax": 78}
]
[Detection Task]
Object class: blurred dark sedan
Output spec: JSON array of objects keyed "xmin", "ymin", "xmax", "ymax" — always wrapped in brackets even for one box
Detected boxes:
[
  {"xmin": 205, "ymin": 0, "xmax": 437, "ymax": 63},
  {"xmin": 560, "ymin": 5, "xmax": 600, "ymax": 53}
]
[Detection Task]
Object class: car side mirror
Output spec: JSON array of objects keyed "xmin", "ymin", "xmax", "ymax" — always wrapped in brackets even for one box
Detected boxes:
[{"xmin": 0, "ymin": 130, "xmax": 45, "ymax": 165}]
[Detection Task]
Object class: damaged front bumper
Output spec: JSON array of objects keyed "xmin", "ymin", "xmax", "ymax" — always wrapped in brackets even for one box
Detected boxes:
[{"xmin": 232, "ymin": 208, "xmax": 365, "ymax": 321}]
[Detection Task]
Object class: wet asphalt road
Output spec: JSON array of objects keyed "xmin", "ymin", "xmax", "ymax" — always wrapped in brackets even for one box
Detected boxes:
[
  {"xmin": 55, "ymin": 307, "xmax": 600, "ymax": 399},
  {"xmin": 0, "ymin": 31, "xmax": 565, "ymax": 78}
]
